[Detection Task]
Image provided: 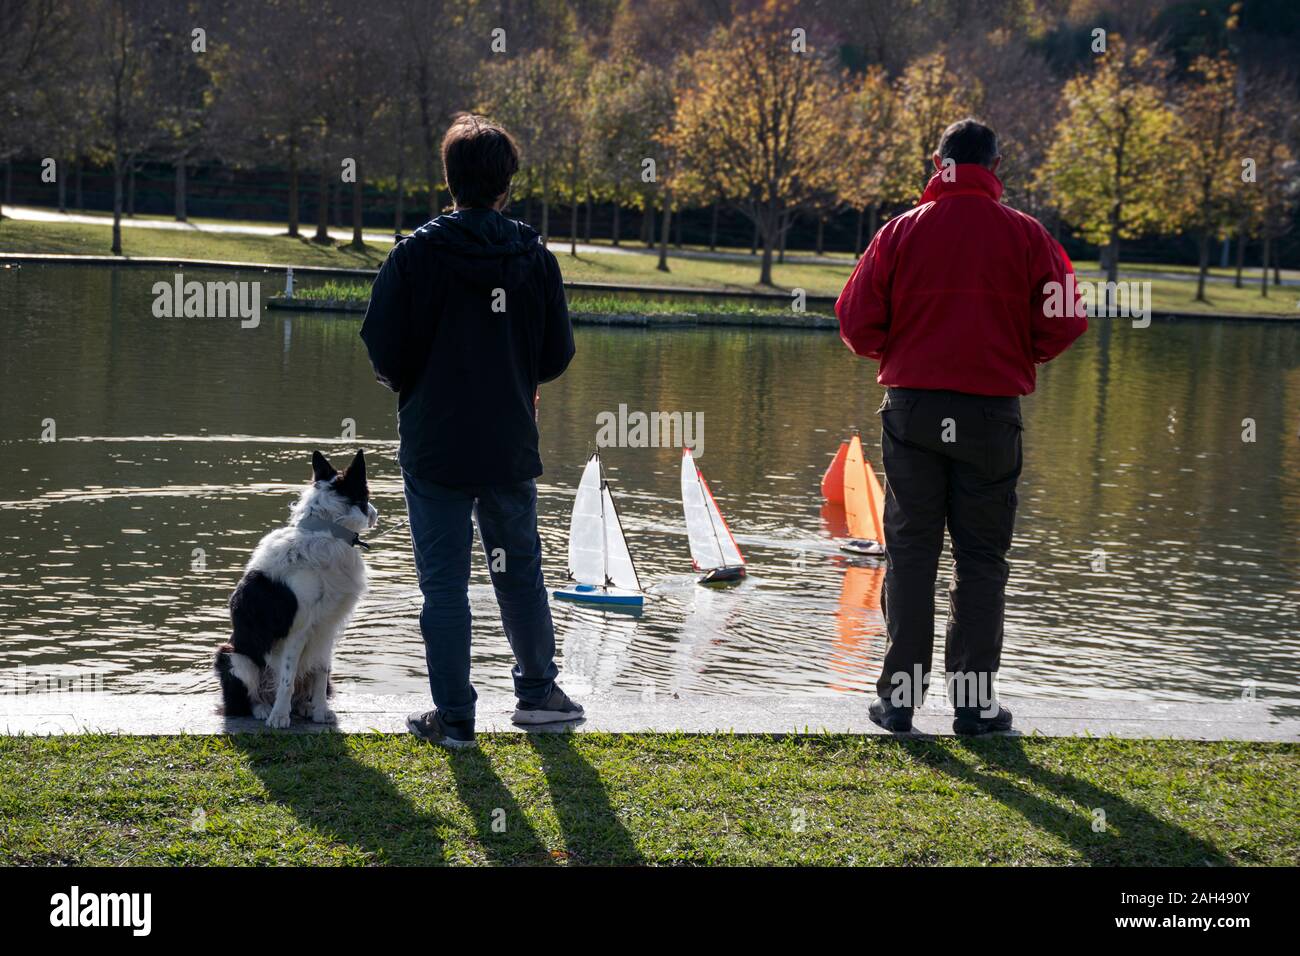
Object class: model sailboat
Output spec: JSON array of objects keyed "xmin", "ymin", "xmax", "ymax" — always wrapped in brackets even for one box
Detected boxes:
[
  {"xmin": 681, "ymin": 448, "xmax": 746, "ymax": 585},
  {"xmin": 554, "ymin": 452, "xmax": 645, "ymax": 607},
  {"xmin": 839, "ymin": 434, "xmax": 886, "ymax": 556}
]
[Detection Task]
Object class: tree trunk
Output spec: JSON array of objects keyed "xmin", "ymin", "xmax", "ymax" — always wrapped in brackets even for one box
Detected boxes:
[
  {"xmin": 174, "ymin": 158, "xmax": 187, "ymax": 222},
  {"xmin": 759, "ymin": 199, "xmax": 778, "ymax": 285},
  {"xmin": 709, "ymin": 202, "xmax": 718, "ymax": 251},
  {"xmin": 351, "ymin": 159, "xmax": 364, "ymax": 249},
  {"xmin": 750, "ymin": 217, "xmax": 758, "ymax": 256},
  {"xmin": 612, "ymin": 202, "xmax": 620, "ymax": 246},
  {"xmin": 658, "ymin": 191, "xmax": 671, "ymax": 272},
  {"xmin": 394, "ymin": 169, "xmax": 404, "ymax": 234},
  {"xmin": 1260, "ymin": 234, "xmax": 1270, "ymax": 298},
  {"xmin": 111, "ymin": 153, "xmax": 124, "ymax": 255},
  {"xmin": 287, "ymin": 137, "xmax": 299, "ymax": 237},
  {"xmin": 570, "ymin": 193, "xmax": 578, "ymax": 257},
  {"xmin": 1234, "ymin": 226, "xmax": 1246, "ymax": 289},
  {"xmin": 1195, "ymin": 231, "xmax": 1210, "ymax": 302},
  {"xmin": 314, "ymin": 164, "xmax": 330, "ymax": 243},
  {"xmin": 423, "ymin": 131, "xmax": 438, "ymax": 220}
]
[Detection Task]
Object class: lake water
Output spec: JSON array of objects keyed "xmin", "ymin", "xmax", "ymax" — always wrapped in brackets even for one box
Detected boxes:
[{"xmin": 2, "ymin": 264, "xmax": 1298, "ymax": 712}]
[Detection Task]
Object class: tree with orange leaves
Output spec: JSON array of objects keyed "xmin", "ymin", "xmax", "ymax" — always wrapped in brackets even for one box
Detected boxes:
[{"xmin": 670, "ymin": 0, "xmax": 848, "ymax": 286}]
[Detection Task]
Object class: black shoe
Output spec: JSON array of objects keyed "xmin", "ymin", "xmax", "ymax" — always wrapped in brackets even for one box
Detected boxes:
[
  {"xmin": 868, "ymin": 697, "xmax": 913, "ymax": 733},
  {"xmin": 406, "ymin": 709, "xmax": 476, "ymax": 749},
  {"xmin": 512, "ymin": 685, "xmax": 585, "ymax": 725},
  {"xmin": 953, "ymin": 704, "xmax": 1013, "ymax": 736}
]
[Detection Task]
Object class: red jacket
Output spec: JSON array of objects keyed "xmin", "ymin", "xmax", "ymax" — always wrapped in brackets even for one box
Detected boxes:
[{"xmin": 836, "ymin": 164, "xmax": 1086, "ymax": 396}]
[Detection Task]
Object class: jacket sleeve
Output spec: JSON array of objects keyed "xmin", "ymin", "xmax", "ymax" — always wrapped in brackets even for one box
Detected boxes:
[
  {"xmin": 538, "ymin": 250, "xmax": 575, "ymax": 384},
  {"xmin": 836, "ymin": 228, "xmax": 892, "ymax": 360},
  {"xmin": 1028, "ymin": 228, "xmax": 1088, "ymax": 363},
  {"xmin": 360, "ymin": 244, "xmax": 411, "ymax": 393}
]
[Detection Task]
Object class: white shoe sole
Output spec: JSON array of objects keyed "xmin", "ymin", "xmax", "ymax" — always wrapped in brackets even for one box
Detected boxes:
[{"xmin": 512, "ymin": 708, "xmax": 585, "ymax": 725}]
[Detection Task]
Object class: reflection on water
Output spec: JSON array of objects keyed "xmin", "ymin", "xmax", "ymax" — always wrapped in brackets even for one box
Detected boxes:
[{"xmin": 1, "ymin": 265, "xmax": 1298, "ymax": 711}]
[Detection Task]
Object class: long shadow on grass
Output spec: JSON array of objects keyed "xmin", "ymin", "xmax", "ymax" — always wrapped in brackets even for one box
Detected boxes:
[
  {"xmin": 917, "ymin": 737, "xmax": 1229, "ymax": 865},
  {"xmin": 446, "ymin": 747, "xmax": 555, "ymax": 866},
  {"xmin": 232, "ymin": 732, "xmax": 447, "ymax": 864},
  {"xmin": 526, "ymin": 732, "xmax": 643, "ymax": 865}
]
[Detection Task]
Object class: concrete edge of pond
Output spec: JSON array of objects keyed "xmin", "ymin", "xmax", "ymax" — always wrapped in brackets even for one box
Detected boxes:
[
  {"xmin": 5, "ymin": 253, "xmax": 1298, "ymax": 322},
  {"xmin": 2, "ymin": 692, "xmax": 1297, "ymax": 741}
]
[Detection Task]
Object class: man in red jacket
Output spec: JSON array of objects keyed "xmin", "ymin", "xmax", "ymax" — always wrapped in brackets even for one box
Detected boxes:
[{"xmin": 837, "ymin": 119, "xmax": 1086, "ymax": 735}]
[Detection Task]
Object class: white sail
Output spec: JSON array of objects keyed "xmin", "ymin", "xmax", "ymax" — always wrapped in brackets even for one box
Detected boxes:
[
  {"xmin": 602, "ymin": 485, "xmax": 641, "ymax": 591},
  {"xmin": 567, "ymin": 455, "xmax": 606, "ymax": 586},
  {"xmin": 681, "ymin": 450, "xmax": 745, "ymax": 571}
]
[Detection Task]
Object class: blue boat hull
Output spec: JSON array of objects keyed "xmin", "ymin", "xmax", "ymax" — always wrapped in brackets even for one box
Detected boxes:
[{"xmin": 553, "ymin": 584, "xmax": 644, "ymax": 607}]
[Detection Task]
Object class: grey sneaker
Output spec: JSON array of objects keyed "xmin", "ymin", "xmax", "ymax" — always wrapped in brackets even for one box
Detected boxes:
[
  {"xmin": 512, "ymin": 685, "xmax": 585, "ymax": 725},
  {"xmin": 406, "ymin": 709, "xmax": 476, "ymax": 749}
]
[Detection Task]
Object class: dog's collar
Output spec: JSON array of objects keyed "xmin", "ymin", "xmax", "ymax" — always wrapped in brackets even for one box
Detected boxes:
[{"xmin": 296, "ymin": 515, "xmax": 370, "ymax": 550}]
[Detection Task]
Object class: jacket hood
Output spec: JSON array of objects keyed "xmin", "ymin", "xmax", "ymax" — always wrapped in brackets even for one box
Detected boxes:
[
  {"xmin": 412, "ymin": 209, "xmax": 542, "ymax": 289},
  {"xmin": 919, "ymin": 163, "xmax": 1004, "ymax": 206}
]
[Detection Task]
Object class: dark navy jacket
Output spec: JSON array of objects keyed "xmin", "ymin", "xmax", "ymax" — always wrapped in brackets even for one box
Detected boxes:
[{"xmin": 360, "ymin": 209, "xmax": 575, "ymax": 485}]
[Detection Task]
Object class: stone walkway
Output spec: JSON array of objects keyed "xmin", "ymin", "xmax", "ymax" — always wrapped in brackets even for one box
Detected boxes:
[{"xmin": 2, "ymin": 692, "xmax": 1296, "ymax": 741}]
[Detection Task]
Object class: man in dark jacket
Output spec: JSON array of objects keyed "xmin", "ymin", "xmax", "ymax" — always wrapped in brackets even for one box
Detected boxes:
[
  {"xmin": 361, "ymin": 114, "xmax": 578, "ymax": 748},
  {"xmin": 836, "ymin": 119, "xmax": 1086, "ymax": 736}
]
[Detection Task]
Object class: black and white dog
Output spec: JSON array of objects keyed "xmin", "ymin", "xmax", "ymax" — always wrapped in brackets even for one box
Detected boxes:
[{"xmin": 215, "ymin": 449, "xmax": 377, "ymax": 727}]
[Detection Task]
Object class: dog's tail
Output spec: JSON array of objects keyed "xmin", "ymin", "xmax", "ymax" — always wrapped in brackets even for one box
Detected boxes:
[{"xmin": 214, "ymin": 643, "xmax": 253, "ymax": 716}]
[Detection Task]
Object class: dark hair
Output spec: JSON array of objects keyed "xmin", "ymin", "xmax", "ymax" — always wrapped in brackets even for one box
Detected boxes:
[
  {"xmin": 937, "ymin": 118, "xmax": 999, "ymax": 167},
  {"xmin": 441, "ymin": 114, "xmax": 519, "ymax": 209}
]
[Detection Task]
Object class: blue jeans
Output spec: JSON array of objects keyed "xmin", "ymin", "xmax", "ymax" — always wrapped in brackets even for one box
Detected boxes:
[{"xmin": 403, "ymin": 472, "xmax": 559, "ymax": 722}]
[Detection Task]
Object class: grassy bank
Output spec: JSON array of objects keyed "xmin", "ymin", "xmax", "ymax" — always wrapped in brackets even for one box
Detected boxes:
[
  {"xmin": 0, "ymin": 734, "xmax": 1295, "ymax": 866},
  {"xmin": 2, "ymin": 216, "xmax": 1296, "ymax": 316}
]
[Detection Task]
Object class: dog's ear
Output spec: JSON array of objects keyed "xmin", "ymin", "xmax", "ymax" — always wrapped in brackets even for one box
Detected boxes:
[
  {"xmin": 311, "ymin": 450, "xmax": 337, "ymax": 483},
  {"xmin": 347, "ymin": 449, "xmax": 366, "ymax": 482},
  {"xmin": 337, "ymin": 450, "xmax": 367, "ymax": 500}
]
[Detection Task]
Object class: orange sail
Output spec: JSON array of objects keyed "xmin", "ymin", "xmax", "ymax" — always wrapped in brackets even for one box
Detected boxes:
[
  {"xmin": 821, "ymin": 441, "xmax": 848, "ymax": 504},
  {"xmin": 843, "ymin": 435, "xmax": 885, "ymax": 543}
]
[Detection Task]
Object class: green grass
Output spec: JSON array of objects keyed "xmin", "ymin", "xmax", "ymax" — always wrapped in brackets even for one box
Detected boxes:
[
  {"xmin": 282, "ymin": 282, "xmax": 834, "ymax": 317},
  {"xmin": 3, "ymin": 216, "xmax": 1296, "ymax": 315},
  {"xmin": 0, "ymin": 217, "xmax": 391, "ymax": 269},
  {"xmin": 0, "ymin": 734, "xmax": 1295, "ymax": 866}
]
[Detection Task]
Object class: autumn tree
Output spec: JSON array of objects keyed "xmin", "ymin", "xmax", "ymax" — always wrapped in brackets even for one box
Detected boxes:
[
  {"xmin": 86, "ymin": 0, "xmax": 156, "ymax": 254},
  {"xmin": 0, "ymin": 0, "xmax": 78, "ymax": 220},
  {"xmin": 894, "ymin": 49, "xmax": 975, "ymax": 196},
  {"xmin": 478, "ymin": 49, "xmax": 577, "ymax": 243},
  {"xmin": 1175, "ymin": 54, "xmax": 1251, "ymax": 301},
  {"xmin": 671, "ymin": 1, "xmax": 848, "ymax": 285},
  {"xmin": 1042, "ymin": 38, "xmax": 1182, "ymax": 289},
  {"xmin": 1243, "ymin": 74, "xmax": 1300, "ymax": 297},
  {"xmin": 837, "ymin": 66, "xmax": 910, "ymax": 254}
]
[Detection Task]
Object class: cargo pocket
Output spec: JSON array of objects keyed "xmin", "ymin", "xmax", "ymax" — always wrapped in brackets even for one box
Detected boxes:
[{"xmin": 983, "ymin": 406, "xmax": 1023, "ymax": 481}]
